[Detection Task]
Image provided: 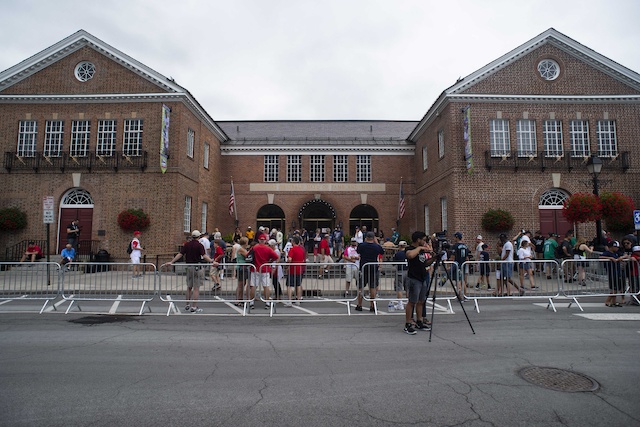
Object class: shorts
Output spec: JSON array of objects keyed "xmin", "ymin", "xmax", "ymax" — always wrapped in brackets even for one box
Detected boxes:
[
  {"xmin": 394, "ymin": 270, "xmax": 407, "ymax": 292},
  {"xmin": 130, "ymin": 254, "xmax": 141, "ymax": 264},
  {"xmin": 287, "ymin": 274, "xmax": 303, "ymax": 287},
  {"xmin": 251, "ymin": 272, "xmax": 270, "ymax": 288},
  {"xmin": 406, "ymin": 276, "xmax": 429, "ymax": 303},
  {"xmin": 345, "ymin": 266, "xmax": 359, "ymax": 283},
  {"xmin": 236, "ymin": 265, "xmax": 250, "ymax": 282},
  {"xmin": 185, "ymin": 266, "xmax": 204, "ymax": 288},
  {"xmin": 500, "ymin": 263, "xmax": 513, "ymax": 279},
  {"xmin": 359, "ymin": 265, "xmax": 379, "ymax": 289},
  {"xmin": 519, "ymin": 261, "xmax": 532, "ymax": 271},
  {"xmin": 479, "ymin": 264, "xmax": 490, "ymax": 277},
  {"xmin": 321, "ymin": 255, "xmax": 333, "ymax": 266}
]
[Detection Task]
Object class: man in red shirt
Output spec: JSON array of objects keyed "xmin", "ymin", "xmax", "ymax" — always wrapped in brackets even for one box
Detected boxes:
[
  {"xmin": 285, "ymin": 236, "xmax": 306, "ymax": 306},
  {"xmin": 170, "ymin": 230, "xmax": 216, "ymax": 313},
  {"xmin": 210, "ymin": 239, "xmax": 225, "ymax": 291},
  {"xmin": 20, "ymin": 241, "xmax": 43, "ymax": 262},
  {"xmin": 317, "ymin": 233, "xmax": 332, "ymax": 279},
  {"xmin": 251, "ymin": 233, "xmax": 280, "ymax": 309}
]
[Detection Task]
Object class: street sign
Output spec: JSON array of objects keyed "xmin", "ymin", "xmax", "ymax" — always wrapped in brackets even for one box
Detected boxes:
[
  {"xmin": 634, "ymin": 210, "xmax": 640, "ymax": 231},
  {"xmin": 43, "ymin": 196, "xmax": 54, "ymax": 224}
]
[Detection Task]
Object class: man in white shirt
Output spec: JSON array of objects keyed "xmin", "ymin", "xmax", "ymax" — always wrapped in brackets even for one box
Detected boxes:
[
  {"xmin": 343, "ymin": 238, "xmax": 360, "ymax": 298},
  {"xmin": 499, "ymin": 233, "xmax": 524, "ymax": 296}
]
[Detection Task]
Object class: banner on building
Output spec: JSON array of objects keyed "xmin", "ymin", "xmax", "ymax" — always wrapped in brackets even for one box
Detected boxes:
[
  {"xmin": 160, "ymin": 104, "xmax": 171, "ymax": 173},
  {"xmin": 463, "ymin": 105, "xmax": 473, "ymax": 174}
]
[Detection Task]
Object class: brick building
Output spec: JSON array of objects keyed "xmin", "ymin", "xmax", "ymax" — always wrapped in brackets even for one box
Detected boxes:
[{"xmin": 1, "ymin": 28, "xmax": 638, "ymax": 259}]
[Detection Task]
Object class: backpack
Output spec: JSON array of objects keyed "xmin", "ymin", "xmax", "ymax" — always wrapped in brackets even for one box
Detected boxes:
[
  {"xmin": 554, "ymin": 242, "xmax": 565, "ymax": 259},
  {"xmin": 127, "ymin": 240, "xmax": 133, "ymax": 255}
]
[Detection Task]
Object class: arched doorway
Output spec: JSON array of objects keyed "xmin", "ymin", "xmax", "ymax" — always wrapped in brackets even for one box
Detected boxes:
[
  {"xmin": 58, "ymin": 188, "xmax": 94, "ymax": 255},
  {"xmin": 298, "ymin": 199, "xmax": 336, "ymax": 236},
  {"xmin": 256, "ymin": 204, "xmax": 285, "ymax": 234},
  {"xmin": 349, "ymin": 204, "xmax": 379, "ymax": 236},
  {"xmin": 538, "ymin": 188, "xmax": 572, "ymax": 236}
]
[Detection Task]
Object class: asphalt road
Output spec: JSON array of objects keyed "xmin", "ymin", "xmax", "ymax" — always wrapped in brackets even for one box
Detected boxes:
[{"xmin": 0, "ymin": 299, "xmax": 639, "ymax": 427}]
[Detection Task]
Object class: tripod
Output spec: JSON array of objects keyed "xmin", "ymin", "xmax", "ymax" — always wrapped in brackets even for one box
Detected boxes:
[{"xmin": 427, "ymin": 255, "xmax": 475, "ymax": 342}]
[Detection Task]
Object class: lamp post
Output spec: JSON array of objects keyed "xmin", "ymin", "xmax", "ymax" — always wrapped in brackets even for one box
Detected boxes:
[{"xmin": 586, "ymin": 155, "xmax": 604, "ymax": 250}]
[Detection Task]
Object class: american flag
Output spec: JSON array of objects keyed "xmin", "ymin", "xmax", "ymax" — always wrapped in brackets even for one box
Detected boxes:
[
  {"xmin": 398, "ymin": 179, "xmax": 405, "ymax": 219},
  {"xmin": 228, "ymin": 180, "xmax": 236, "ymax": 218}
]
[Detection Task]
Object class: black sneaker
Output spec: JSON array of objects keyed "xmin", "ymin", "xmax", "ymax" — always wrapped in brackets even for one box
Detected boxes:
[
  {"xmin": 416, "ymin": 320, "xmax": 431, "ymax": 331},
  {"xmin": 355, "ymin": 305, "xmax": 363, "ymax": 311},
  {"xmin": 404, "ymin": 323, "xmax": 417, "ymax": 335}
]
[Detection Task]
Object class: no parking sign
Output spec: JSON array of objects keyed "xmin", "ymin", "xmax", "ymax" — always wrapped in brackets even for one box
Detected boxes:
[{"xmin": 634, "ymin": 210, "xmax": 640, "ymax": 230}]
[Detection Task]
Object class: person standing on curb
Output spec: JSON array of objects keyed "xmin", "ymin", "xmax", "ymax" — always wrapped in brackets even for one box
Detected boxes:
[
  {"xmin": 130, "ymin": 231, "xmax": 144, "ymax": 278},
  {"xmin": 355, "ymin": 231, "xmax": 384, "ymax": 312},
  {"xmin": 404, "ymin": 231, "xmax": 437, "ymax": 335},
  {"xmin": 170, "ymin": 230, "xmax": 216, "ymax": 313}
]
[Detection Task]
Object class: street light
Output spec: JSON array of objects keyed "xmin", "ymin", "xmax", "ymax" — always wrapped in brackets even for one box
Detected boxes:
[{"xmin": 586, "ymin": 155, "xmax": 604, "ymax": 249}]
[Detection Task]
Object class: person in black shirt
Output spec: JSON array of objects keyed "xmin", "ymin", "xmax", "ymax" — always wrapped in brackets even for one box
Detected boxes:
[
  {"xmin": 355, "ymin": 232, "xmax": 384, "ymax": 312},
  {"xmin": 403, "ymin": 231, "xmax": 438, "ymax": 335},
  {"xmin": 66, "ymin": 219, "xmax": 80, "ymax": 252},
  {"xmin": 449, "ymin": 232, "xmax": 470, "ymax": 298}
]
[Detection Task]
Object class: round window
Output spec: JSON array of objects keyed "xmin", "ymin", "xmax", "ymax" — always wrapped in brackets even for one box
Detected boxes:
[
  {"xmin": 74, "ymin": 61, "xmax": 96, "ymax": 82},
  {"xmin": 537, "ymin": 59, "xmax": 560, "ymax": 81}
]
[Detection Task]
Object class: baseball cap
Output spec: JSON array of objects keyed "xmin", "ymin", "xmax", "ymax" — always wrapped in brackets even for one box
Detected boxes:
[
  {"xmin": 247, "ymin": 226, "xmax": 251, "ymax": 229},
  {"xmin": 611, "ymin": 241, "xmax": 620, "ymax": 247},
  {"xmin": 191, "ymin": 230, "xmax": 201, "ymax": 238},
  {"xmin": 258, "ymin": 233, "xmax": 269, "ymax": 240},
  {"xmin": 398, "ymin": 241, "xmax": 407, "ymax": 247},
  {"xmin": 476, "ymin": 235, "xmax": 483, "ymax": 240},
  {"xmin": 133, "ymin": 231, "xmax": 142, "ymax": 235},
  {"xmin": 454, "ymin": 232, "xmax": 463, "ymax": 239},
  {"xmin": 268, "ymin": 239, "xmax": 277, "ymax": 246},
  {"xmin": 632, "ymin": 246, "xmax": 640, "ymax": 252},
  {"xmin": 350, "ymin": 237, "xmax": 357, "ymax": 242}
]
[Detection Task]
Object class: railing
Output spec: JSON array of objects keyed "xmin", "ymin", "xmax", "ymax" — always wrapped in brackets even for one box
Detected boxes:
[
  {"xmin": 4, "ymin": 151, "xmax": 148, "ymax": 172},
  {"xmin": 484, "ymin": 150, "xmax": 629, "ymax": 172}
]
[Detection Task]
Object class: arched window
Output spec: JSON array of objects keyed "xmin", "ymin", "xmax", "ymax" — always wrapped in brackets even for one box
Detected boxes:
[
  {"xmin": 61, "ymin": 188, "xmax": 94, "ymax": 207},
  {"xmin": 538, "ymin": 188, "xmax": 569, "ymax": 207}
]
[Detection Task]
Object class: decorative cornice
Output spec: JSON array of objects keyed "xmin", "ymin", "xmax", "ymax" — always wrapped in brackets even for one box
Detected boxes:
[{"xmin": 221, "ymin": 145, "xmax": 415, "ymax": 155}]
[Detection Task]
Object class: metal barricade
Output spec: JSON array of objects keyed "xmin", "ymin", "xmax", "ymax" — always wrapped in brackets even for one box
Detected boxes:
[
  {"xmin": 159, "ymin": 262, "xmax": 256, "ymax": 316},
  {"xmin": 61, "ymin": 262, "xmax": 157, "ymax": 315},
  {"xmin": 0, "ymin": 262, "xmax": 61, "ymax": 314},
  {"xmin": 560, "ymin": 258, "xmax": 640, "ymax": 311},
  {"xmin": 462, "ymin": 259, "xmax": 562, "ymax": 311},
  {"xmin": 358, "ymin": 261, "xmax": 408, "ymax": 314},
  {"xmin": 257, "ymin": 261, "xmax": 359, "ymax": 316}
]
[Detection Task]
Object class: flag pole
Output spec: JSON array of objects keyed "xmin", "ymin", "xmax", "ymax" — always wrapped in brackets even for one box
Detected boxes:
[
  {"xmin": 230, "ymin": 177, "xmax": 238, "ymax": 227},
  {"xmin": 397, "ymin": 177, "xmax": 403, "ymax": 227}
]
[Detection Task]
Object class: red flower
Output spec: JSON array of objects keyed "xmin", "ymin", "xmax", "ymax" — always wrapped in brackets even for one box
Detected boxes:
[
  {"xmin": 562, "ymin": 193, "xmax": 602, "ymax": 224},
  {"xmin": 117, "ymin": 209, "xmax": 150, "ymax": 231}
]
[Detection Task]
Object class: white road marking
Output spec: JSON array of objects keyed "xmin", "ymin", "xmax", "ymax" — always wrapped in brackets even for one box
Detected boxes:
[
  {"xmin": 108, "ymin": 295, "xmax": 123, "ymax": 314},
  {"xmin": 575, "ymin": 313, "xmax": 640, "ymax": 321}
]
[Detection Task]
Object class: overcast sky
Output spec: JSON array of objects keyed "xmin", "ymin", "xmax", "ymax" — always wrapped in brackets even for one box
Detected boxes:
[{"xmin": 1, "ymin": 0, "xmax": 639, "ymax": 121}]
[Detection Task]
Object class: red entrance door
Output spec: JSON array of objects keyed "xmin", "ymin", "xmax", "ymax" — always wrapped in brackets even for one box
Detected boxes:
[
  {"xmin": 539, "ymin": 209, "xmax": 573, "ymax": 237},
  {"xmin": 58, "ymin": 208, "xmax": 93, "ymax": 255}
]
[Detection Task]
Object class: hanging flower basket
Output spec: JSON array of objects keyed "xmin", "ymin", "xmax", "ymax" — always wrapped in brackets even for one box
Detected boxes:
[
  {"xmin": 562, "ymin": 193, "xmax": 601, "ymax": 224},
  {"xmin": 0, "ymin": 207, "xmax": 27, "ymax": 231},
  {"xmin": 600, "ymin": 191, "xmax": 635, "ymax": 232},
  {"xmin": 481, "ymin": 209, "xmax": 515, "ymax": 232},
  {"xmin": 117, "ymin": 209, "xmax": 150, "ymax": 231}
]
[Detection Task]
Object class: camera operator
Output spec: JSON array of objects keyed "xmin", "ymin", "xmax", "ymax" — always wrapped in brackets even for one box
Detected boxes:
[{"xmin": 403, "ymin": 231, "xmax": 438, "ymax": 335}]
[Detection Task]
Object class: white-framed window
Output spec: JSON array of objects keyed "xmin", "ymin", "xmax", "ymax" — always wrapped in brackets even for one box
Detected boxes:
[
  {"xmin": 356, "ymin": 155, "xmax": 371, "ymax": 182},
  {"xmin": 438, "ymin": 129, "xmax": 445, "ymax": 159},
  {"xmin": 597, "ymin": 120, "xmax": 617, "ymax": 157},
  {"xmin": 440, "ymin": 197, "xmax": 448, "ymax": 231},
  {"xmin": 70, "ymin": 120, "xmax": 90, "ymax": 157},
  {"xmin": 422, "ymin": 145, "xmax": 428, "ymax": 170},
  {"xmin": 310, "ymin": 155, "xmax": 325, "ymax": 182},
  {"xmin": 287, "ymin": 155, "xmax": 301, "ymax": 182},
  {"xmin": 543, "ymin": 120, "xmax": 563, "ymax": 157},
  {"xmin": 17, "ymin": 120, "xmax": 37, "ymax": 157},
  {"xmin": 516, "ymin": 119, "xmax": 536, "ymax": 157},
  {"xmin": 44, "ymin": 120, "xmax": 64, "ymax": 157},
  {"xmin": 537, "ymin": 59, "xmax": 560, "ymax": 81},
  {"xmin": 123, "ymin": 119, "xmax": 143, "ymax": 156},
  {"xmin": 201, "ymin": 202, "xmax": 208, "ymax": 232},
  {"xmin": 264, "ymin": 155, "xmax": 279, "ymax": 182},
  {"xmin": 334, "ymin": 155, "xmax": 348, "ymax": 182},
  {"xmin": 203, "ymin": 142, "xmax": 210, "ymax": 169},
  {"xmin": 490, "ymin": 119, "xmax": 510, "ymax": 156},
  {"xmin": 187, "ymin": 128, "xmax": 195, "ymax": 158},
  {"xmin": 74, "ymin": 61, "xmax": 96, "ymax": 82},
  {"xmin": 183, "ymin": 196, "xmax": 192, "ymax": 233},
  {"xmin": 424, "ymin": 205, "xmax": 430, "ymax": 236},
  {"xmin": 97, "ymin": 119, "xmax": 116, "ymax": 156},
  {"xmin": 569, "ymin": 120, "xmax": 590, "ymax": 158}
]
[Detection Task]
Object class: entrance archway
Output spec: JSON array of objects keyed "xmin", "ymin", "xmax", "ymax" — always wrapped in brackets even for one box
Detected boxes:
[
  {"xmin": 298, "ymin": 199, "xmax": 336, "ymax": 236},
  {"xmin": 256, "ymin": 204, "xmax": 285, "ymax": 234},
  {"xmin": 538, "ymin": 188, "xmax": 572, "ymax": 236},
  {"xmin": 349, "ymin": 204, "xmax": 379, "ymax": 236},
  {"xmin": 58, "ymin": 188, "xmax": 94, "ymax": 255}
]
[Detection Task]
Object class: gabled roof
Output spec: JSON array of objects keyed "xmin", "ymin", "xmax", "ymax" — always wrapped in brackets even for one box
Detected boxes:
[
  {"xmin": 0, "ymin": 30, "xmax": 228, "ymax": 142},
  {"xmin": 408, "ymin": 28, "xmax": 640, "ymax": 141}
]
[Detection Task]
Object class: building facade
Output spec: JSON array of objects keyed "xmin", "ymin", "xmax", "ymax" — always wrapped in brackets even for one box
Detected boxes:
[{"xmin": 1, "ymin": 28, "xmax": 638, "ymax": 259}]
